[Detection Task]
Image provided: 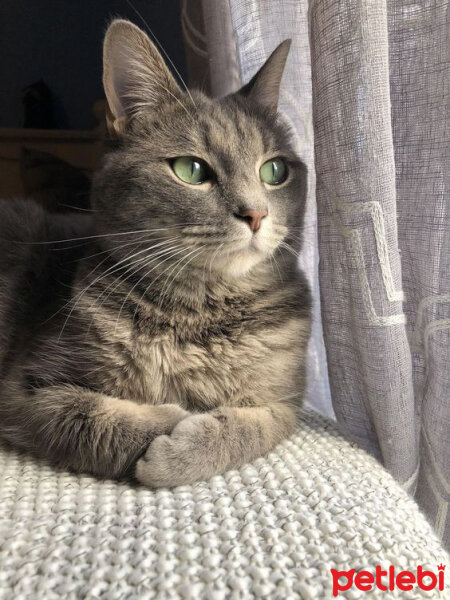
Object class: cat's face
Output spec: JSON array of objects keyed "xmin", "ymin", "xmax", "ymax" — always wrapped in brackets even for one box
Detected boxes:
[{"xmin": 92, "ymin": 20, "xmax": 306, "ymax": 279}]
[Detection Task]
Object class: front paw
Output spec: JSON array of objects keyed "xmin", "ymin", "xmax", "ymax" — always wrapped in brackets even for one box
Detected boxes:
[
  {"xmin": 136, "ymin": 414, "xmax": 219, "ymax": 488},
  {"xmin": 150, "ymin": 403, "xmax": 190, "ymax": 436}
]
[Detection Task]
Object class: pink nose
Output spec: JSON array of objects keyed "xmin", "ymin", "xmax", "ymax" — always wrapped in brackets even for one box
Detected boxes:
[{"xmin": 234, "ymin": 209, "xmax": 268, "ymax": 232}]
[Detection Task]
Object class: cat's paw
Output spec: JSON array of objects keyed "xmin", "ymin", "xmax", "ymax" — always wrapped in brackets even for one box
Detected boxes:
[
  {"xmin": 136, "ymin": 413, "xmax": 219, "ymax": 488},
  {"xmin": 154, "ymin": 404, "xmax": 190, "ymax": 431}
]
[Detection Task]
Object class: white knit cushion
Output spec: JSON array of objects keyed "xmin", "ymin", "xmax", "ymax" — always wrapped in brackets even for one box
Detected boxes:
[{"xmin": 0, "ymin": 409, "xmax": 447, "ymax": 599}]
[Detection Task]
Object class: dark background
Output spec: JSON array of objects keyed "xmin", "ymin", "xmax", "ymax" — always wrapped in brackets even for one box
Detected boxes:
[{"xmin": 0, "ymin": 0, "xmax": 187, "ymax": 130}]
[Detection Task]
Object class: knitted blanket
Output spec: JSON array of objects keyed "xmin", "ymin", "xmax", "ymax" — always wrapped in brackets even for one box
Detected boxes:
[{"xmin": 0, "ymin": 409, "xmax": 447, "ymax": 599}]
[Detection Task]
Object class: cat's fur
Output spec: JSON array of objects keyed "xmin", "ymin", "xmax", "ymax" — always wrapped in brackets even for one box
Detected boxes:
[{"xmin": 0, "ymin": 20, "xmax": 311, "ymax": 487}]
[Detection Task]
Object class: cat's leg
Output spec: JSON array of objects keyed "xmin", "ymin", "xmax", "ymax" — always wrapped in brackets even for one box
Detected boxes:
[
  {"xmin": 0, "ymin": 384, "xmax": 188, "ymax": 479},
  {"xmin": 136, "ymin": 403, "xmax": 297, "ymax": 487}
]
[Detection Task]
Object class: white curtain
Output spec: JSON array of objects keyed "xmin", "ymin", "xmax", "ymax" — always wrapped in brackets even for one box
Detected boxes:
[{"xmin": 182, "ymin": 0, "xmax": 450, "ymax": 549}]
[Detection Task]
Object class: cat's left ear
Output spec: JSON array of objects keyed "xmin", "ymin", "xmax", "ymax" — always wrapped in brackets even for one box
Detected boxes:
[
  {"xmin": 103, "ymin": 19, "xmax": 182, "ymax": 134},
  {"xmin": 237, "ymin": 40, "xmax": 291, "ymax": 112}
]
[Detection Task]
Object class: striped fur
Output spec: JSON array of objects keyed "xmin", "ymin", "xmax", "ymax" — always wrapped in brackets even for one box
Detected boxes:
[{"xmin": 0, "ymin": 21, "xmax": 311, "ymax": 487}]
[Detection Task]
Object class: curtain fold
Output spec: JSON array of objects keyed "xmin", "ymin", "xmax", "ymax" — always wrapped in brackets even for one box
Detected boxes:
[
  {"xmin": 310, "ymin": 1, "xmax": 418, "ymax": 477},
  {"xmin": 183, "ymin": 0, "xmax": 449, "ymax": 548}
]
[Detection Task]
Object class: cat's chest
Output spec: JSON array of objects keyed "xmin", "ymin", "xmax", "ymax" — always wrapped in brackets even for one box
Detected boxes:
[
  {"xmin": 100, "ymin": 291, "xmax": 301, "ymax": 408},
  {"xmin": 128, "ymin": 313, "xmax": 250, "ymax": 408}
]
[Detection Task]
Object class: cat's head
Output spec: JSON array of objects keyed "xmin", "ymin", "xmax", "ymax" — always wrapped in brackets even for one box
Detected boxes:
[{"xmin": 92, "ymin": 20, "xmax": 306, "ymax": 280}]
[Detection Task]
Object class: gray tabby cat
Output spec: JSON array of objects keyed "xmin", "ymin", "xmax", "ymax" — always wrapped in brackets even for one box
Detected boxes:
[{"xmin": 0, "ymin": 20, "xmax": 310, "ymax": 487}]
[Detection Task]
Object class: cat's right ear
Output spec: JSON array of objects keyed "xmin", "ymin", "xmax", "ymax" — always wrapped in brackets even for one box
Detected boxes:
[
  {"xmin": 237, "ymin": 40, "xmax": 291, "ymax": 113},
  {"xmin": 103, "ymin": 19, "xmax": 182, "ymax": 135}
]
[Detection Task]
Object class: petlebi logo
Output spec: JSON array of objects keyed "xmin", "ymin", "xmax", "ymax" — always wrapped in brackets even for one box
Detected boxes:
[{"xmin": 331, "ymin": 564, "xmax": 446, "ymax": 596}]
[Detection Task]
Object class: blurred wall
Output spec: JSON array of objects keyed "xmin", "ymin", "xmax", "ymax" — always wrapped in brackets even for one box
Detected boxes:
[{"xmin": 0, "ymin": 0, "xmax": 186, "ymax": 129}]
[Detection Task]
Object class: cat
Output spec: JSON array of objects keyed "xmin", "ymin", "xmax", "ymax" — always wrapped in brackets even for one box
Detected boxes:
[{"xmin": 0, "ymin": 19, "xmax": 311, "ymax": 487}]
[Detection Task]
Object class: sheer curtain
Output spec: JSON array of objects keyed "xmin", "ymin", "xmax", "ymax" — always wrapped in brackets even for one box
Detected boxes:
[{"xmin": 182, "ymin": 0, "xmax": 450, "ymax": 548}]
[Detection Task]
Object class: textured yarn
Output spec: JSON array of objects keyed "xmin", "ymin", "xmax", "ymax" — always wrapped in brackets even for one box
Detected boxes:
[{"xmin": 0, "ymin": 409, "xmax": 448, "ymax": 599}]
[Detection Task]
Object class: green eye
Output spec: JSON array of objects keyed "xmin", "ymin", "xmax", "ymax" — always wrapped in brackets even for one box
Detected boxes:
[
  {"xmin": 172, "ymin": 157, "xmax": 209, "ymax": 185},
  {"xmin": 260, "ymin": 158, "xmax": 287, "ymax": 185}
]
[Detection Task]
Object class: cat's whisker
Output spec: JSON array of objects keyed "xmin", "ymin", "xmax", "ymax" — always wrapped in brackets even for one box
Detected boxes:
[
  {"xmin": 8, "ymin": 223, "xmax": 201, "ymax": 247},
  {"xmin": 91, "ymin": 242, "xmax": 185, "ymax": 315},
  {"xmin": 130, "ymin": 243, "xmax": 205, "ymax": 324},
  {"xmin": 274, "ymin": 391, "xmax": 303, "ymax": 404},
  {"xmin": 75, "ymin": 235, "xmax": 176, "ymax": 263},
  {"xmin": 86, "ymin": 244, "xmax": 187, "ymax": 338},
  {"xmin": 59, "ymin": 205, "xmax": 96, "ymax": 213},
  {"xmin": 114, "ymin": 244, "xmax": 197, "ymax": 333},
  {"xmin": 57, "ymin": 238, "xmax": 183, "ymax": 338},
  {"xmin": 275, "ymin": 245, "xmax": 289, "ymax": 269},
  {"xmin": 270, "ymin": 254, "xmax": 284, "ymax": 284},
  {"xmin": 268, "ymin": 255, "xmax": 276, "ymax": 279},
  {"xmin": 50, "ymin": 242, "xmax": 91, "ymax": 252},
  {"xmin": 158, "ymin": 246, "xmax": 206, "ymax": 308},
  {"xmin": 53, "ymin": 231, "xmax": 188, "ymax": 254},
  {"xmin": 284, "ymin": 232, "xmax": 305, "ymax": 245},
  {"xmin": 209, "ymin": 243, "xmax": 225, "ymax": 278},
  {"xmin": 68, "ymin": 242, "xmax": 165, "ymax": 308},
  {"xmin": 278, "ymin": 241, "xmax": 301, "ymax": 259},
  {"xmin": 41, "ymin": 249, "xmax": 121, "ymax": 325},
  {"xmin": 202, "ymin": 246, "xmax": 213, "ymax": 283},
  {"xmin": 81, "ymin": 239, "xmax": 183, "ymax": 307}
]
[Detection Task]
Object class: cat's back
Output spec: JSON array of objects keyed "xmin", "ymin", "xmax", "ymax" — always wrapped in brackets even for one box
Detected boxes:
[
  {"xmin": 0, "ymin": 198, "xmax": 46, "ymax": 265},
  {"xmin": 0, "ymin": 198, "xmax": 92, "ymax": 293},
  {"xmin": 0, "ymin": 198, "xmax": 92, "ymax": 367},
  {"xmin": 0, "ymin": 197, "xmax": 90, "ymax": 252}
]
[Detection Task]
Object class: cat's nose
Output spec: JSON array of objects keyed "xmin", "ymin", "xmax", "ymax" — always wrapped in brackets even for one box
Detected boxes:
[{"xmin": 234, "ymin": 209, "xmax": 268, "ymax": 232}]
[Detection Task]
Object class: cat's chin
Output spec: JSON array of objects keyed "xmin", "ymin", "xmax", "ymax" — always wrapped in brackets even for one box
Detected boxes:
[
  {"xmin": 221, "ymin": 258, "xmax": 262, "ymax": 278},
  {"xmin": 215, "ymin": 246, "xmax": 269, "ymax": 279}
]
